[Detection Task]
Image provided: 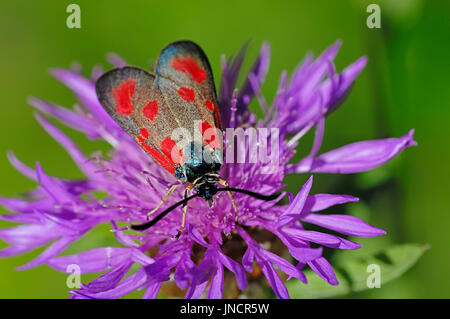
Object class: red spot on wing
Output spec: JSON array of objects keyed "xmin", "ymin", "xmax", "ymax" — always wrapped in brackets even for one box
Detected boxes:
[
  {"xmin": 140, "ymin": 128, "xmax": 149, "ymax": 139},
  {"xmin": 161, "ymin": 137, "xmax": 185, "ymax": 165},
  {"xmin": 205, "ymin": 100, "xmax": 221, "ymax": 128},
  {"xmin": 205, "ymin": 100, "xmax": 215, "ymax": 112},
  {"xmin": 112, "ymin": 79, "xmax": 136, "ymax": 115},
  {"xmin": 177, "ymin": 87, "xmax": 195, "ymax": 102},
  {"xmin": 142, "ymin": 100, "xmax": 158, "ymax": 120},
  {"xmin": 137, "ymin": 136, "xmax": 175, "ymax": 174},
  {"xmin": 172, "ymin": 57, "xmax": 206, "ymax": 83},
  {"xmin": 199, "ymin": 121, "xmax": 220, "ymax": 149},
  {"xmin": 213, "ymin": 105, "xmax": 221, "ymax": 129}
]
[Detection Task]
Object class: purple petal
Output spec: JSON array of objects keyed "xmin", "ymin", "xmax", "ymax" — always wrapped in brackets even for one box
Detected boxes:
[
  {"xmin": 33, "ymin": 210, "xmax": 90, "ymax": 237},
  {"xmin": 131, "ymin": 249, "xmax": 154, "ymax": 265},
  {"xmin": 7, "ymin": 151, "xmax": 37, "ymax": 180},
  {"xmin": 302, "ymin": 214, "xmax": 386, "ymax": 237},
  {"xmin": 17, "ymin": 236, "xmax": 76, "ymax": 270},
  {"xmin": 282, "ymin": 228, "xmax": 340, "ymax": 246},
  {"xmin": 261, "ymin": 248, "xmax": 306, "ymax": 282},
  {"xmin": 293, "ymin": 40, "xmax": 342, "ymax": 103},
  {"xmin": 48, "ymin": 247, "xmax": 133, "ymax": 273},
  {"xmin": 0, "ymin": 197, "xmax": 41, "ymax": 214},
  {"xmin": 189, "ymin": 254, "xmax": 215, "ymax": 285},
  {"xmin": 336, "ymin": 238, "xmax": 362, "ymax": 250},
  {"xmin": 35, "ymin": 113, "xmax": 96, "ymax": 176},
  {"xmin": 29, "ymin": 97, "xmax": 100, "ymax": 139},
  {"xmin": 287, "ymin": 246, "xmax": 323, "ymax": 264},
  {"xmin": 0, "ymin": 224, "xmax": 54, "ymax": 249},
  {"xmin": 303, "ymin": 194, "xmax": 359, "ymax": 213},
  {"xmin": 257, "ymin": 258, "xmax": 289, "ymax": 299},
  {"xmin": 91, "ymin": 65, "xmax": 104, "ymax": 82},
  {"xmin": 50, "ymin": 68, "xmax": 120, "ymax": 132},
  {"xmin": 106, "ymin": 53, "xmax": 127, "ymax": 68},
  {"xmin": 0, "ymin": 219, "xmax": 62, "ymax": 257},
  {"xmin": 0, "ymin": 245, "xmax": 38, "ymax": 257},
  {"xmin": 143, "ymin": 282, "xmax": 162, "ymax": 299},
  {"xmin": 291, "ymin": 130, "xmax": 417, "ymax": 174},
  {"xmin": 242, "ymin": 247, "xmax": 254, "ymax": 273},
  {"xmin": 278, "ymin": 176, "xmax": 313, "ymax": 226},
  {"xmin": 323, "ymin": 56, "xmax": 368, "ymax": 114},
  {"xmin": 35, "ymin": 162, "xmax": 74, "ymax": 204},
  {"xmin": 237, "ymin": 43, "xmax": 271, "ymax": 111},
  {"xmin": 0, "ymin": 212, "xmax": 40, "ymax": 224},
  {"xmin": 219, "ymin": 44, "xmax": 248, "ymax": 128},
  {"xmin": 72, "ymin": 268, "xmax": 147, "ymax": 299},
  {"xmin": 281, "ymin": 227, "xmax": 360, "ymax": 250},
  {"xmin": 308, "ymin": 257, "xmax": 338, "ymax": 285},
  {"xmin": 216, "ymin": 249, "xmax": 247, "ymax": 290},
  {"xmin": 188, "ymin": 224, "xmax": 210, "ymax": 247},
  {"xmin": 111, "ymin": 221, "xmax": 139, "ymax": 248},
  {"xmin": 207, "ymin": 262, "xmax": 224, "ymax": 299},
  {"xmin": 144, "ymin": 253, "xmax": 180, "ymax": 282},
  {"xmin": 185, "ymin": 280, "xmax": 208, "ymax": 299},
  {"xmin": 84, "ymin": 262, "xmax": 132, "ymax": 293},
  {"xmin": 174, "ymin": 256, "xmax": 195, "ymax": 290}
]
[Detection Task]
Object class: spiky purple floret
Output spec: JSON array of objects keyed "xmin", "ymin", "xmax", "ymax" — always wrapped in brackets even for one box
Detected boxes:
[{"xmin": 0, "ymin": 41, "xmax": 416, "ymax": 299}]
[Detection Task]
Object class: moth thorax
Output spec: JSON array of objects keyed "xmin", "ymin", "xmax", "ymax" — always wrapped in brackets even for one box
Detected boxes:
[
  {"xmin": 175, "ymin": 141, "xmax": 222, "ymax": 183},
  {"xmin": 194, "ymin": 174, "xmax": 219, "ymax": 201}
]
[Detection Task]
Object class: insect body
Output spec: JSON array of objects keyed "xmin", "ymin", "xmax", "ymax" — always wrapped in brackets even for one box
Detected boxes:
[{"xmin": 96, "ymin": 41, "xmax": 279, "ymax": 236}]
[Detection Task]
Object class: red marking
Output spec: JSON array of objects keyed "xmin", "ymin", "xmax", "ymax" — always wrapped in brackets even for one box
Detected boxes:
[
  {"xmin": 199, "ymin": 121, "xmax": 220, "ymax": 149},
  {"xmin": 137, "ymin": 136, "xmax": 175, "ymax": 174},
  {"xmin": 142, "ymin": 100, "xmax": 158, "ymax": 121},
  {"xmin": 205, "ymin": 100, "xmax": 221, "ymax": 128},
  {"xmin": 214, "ymin": 105, "xmax": 221, "ymax": 129},
  {"xmin": 140, "ymin": 128, "xmax": 149, "ymax": 139},
  {"xmin": 112, "ymin": 79, "xmax": 135, "ymax": 115},
  {"xmin": 205, "ymin": 100, "xmax": 215, "ymax": 112},
  {"xmin": 161, "ymin": 137, "xmax": 185, "ymax": 165},
  {"xmin": 177, "ymin": 87, "xmax": 195, "ymax": 102},
  {"xmin": 172, "ymin": 57, "xmax": 206, "ymax": 83}
]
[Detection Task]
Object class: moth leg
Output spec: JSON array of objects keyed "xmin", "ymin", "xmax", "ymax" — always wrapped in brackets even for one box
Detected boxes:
[
  {"xmin": 218, "ymin": 178, "xmax": 239, "ymax": 223},
  {"xmin": 176, "ymin": 184, "xmax": 194, "ymax": 238},
  {"xmin": 147, "ymin": 184, "xmax": 179, "ymax": 220}
]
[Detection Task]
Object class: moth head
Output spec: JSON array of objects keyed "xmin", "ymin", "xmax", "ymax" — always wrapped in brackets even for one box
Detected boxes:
[{"xmin": 194, "ymin": 176, "xmax": 218, "ymax": 201}]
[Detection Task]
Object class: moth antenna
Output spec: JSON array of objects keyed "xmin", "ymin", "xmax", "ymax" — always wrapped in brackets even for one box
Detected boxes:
[
  {"xmin": 130, "ymin": 193, "xmax": 200, "ymax": 231},
  {"xmin": 216, "ymin": 187, "xmax": 282, "ymax": 201}
]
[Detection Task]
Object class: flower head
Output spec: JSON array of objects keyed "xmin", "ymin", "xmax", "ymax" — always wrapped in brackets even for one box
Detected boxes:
[{"xmin": 0, "ymin": 40, "xmax": 416, "ymax": 299}]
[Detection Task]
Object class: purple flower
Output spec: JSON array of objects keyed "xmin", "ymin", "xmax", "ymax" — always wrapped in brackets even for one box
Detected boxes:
[{"xmin": 0, "ymin": 40, "xmax": 416, "ymax": 299}]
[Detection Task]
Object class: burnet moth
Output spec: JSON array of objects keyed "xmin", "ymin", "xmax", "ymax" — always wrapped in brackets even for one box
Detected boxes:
[{"xmin": 96, "ymin": 40, "xmax": 280, "ymax": 237}]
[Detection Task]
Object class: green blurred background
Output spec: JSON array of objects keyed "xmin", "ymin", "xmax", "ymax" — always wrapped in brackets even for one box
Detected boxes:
[{"xmin": 0, "ymin": 0, "xmax": 449, "ymax": 298}]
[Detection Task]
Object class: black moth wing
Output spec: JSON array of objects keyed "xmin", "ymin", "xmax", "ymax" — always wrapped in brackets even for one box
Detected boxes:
[
  {"xmin": 95, "ymin": 66, "xmax": 183, "ymax": 173},
  {"xmin": 154, "ymin": 40, "xmax": 222, "ymax": 131}
]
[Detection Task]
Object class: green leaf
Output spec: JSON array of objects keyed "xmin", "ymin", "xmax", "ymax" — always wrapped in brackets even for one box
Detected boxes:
[
  {"xmin": 287, "ymin": 269, "xmax": 351, "ymax": 299},
  {"xmin": 337, "ymin": 243, "xmax": 428, "ymax": 292},
  {"xmin": 287, "ymin": 244, "xmax": 428, "ymax": 298}
]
